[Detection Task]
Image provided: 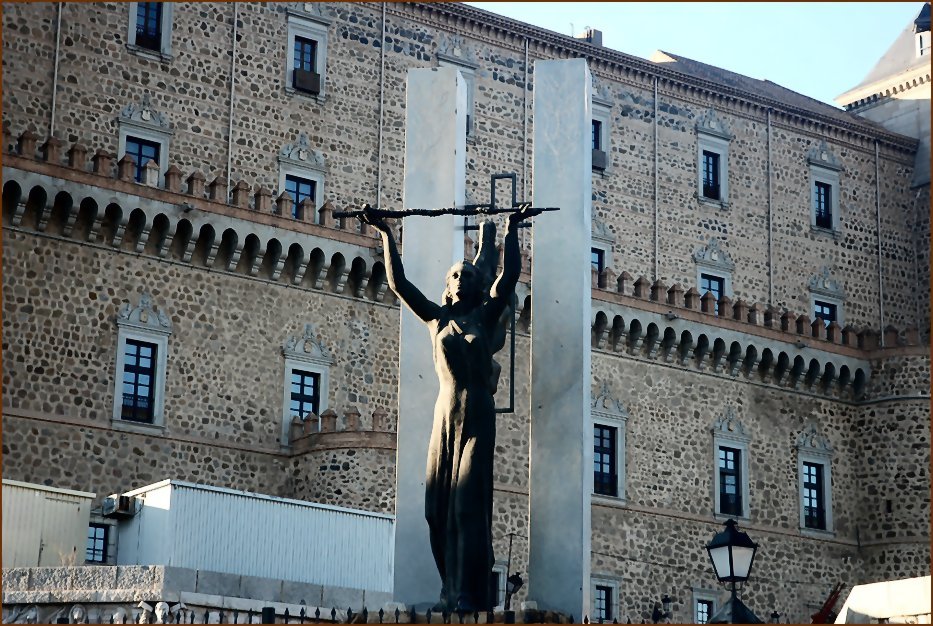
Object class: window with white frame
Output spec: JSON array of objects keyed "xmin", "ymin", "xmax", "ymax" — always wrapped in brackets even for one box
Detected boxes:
[
  {"xmin": 808, "ymin": 266, "xmax": 846, "ymax": 329},
  {"xmin": 691, "ymin": 589, "xmax": 719, "ymax": 624},
  {"xmin": 592, "ymin": 94, "xmax": 612, "ymax": 172},
  {"xmin": 281, "ymin": 323, "xmax": 332, "ymax": 446},
  {"xmin": 592, "ymin": 219, "xmax": 616, "ymax": 289},
  {"xmin": 278, "ymin": 133, "xmax": 325, "ymax": 221},
  {"xmin": 693, "ymin": 238, "xmax": 734, "ymax": 311},
  {"xmin": 807, "ymin": 141, "xmax": 842, "ymax": 234},
  {"xmin": 592, "ymin": 382, "xmax": 628, "ymax": 502},
  {"xmin": 285, "ymin": 7, "xmax": 331, "ymax": 100},
  {"xmin": 112, "ymin": 292, "xmax": 172, "ymax": 430},
  {"xmin": 797, "ymin": 423, "xmax": 834, "ymax": 534},
  {"xmin": 711, "ymin": 407, "xmax": 750, "ymax": 519},
  {"xmin": 86, "ymin": 523, "xmax": 109, "ymax": 563},
  {"xmin": 696, "ymin": 109, "xmax": 732, "ymax": 208},
  {"xmin": 118, "ymin": 94, "xmax": 172, "ymax": 186},
  {"xmin": 491, "ymin": 563, "xmax": 507, "ymax": 609},
  {"xmin": 127, "ymin": 2, "xmax": 174, "ymax": 60},
  {"xmin": 437, "ymin": 37, "xmax": 478, "ymax": 139},
  {"xmin": 591, "ymin": 578, "xmax": 619, "ymax": 624}
]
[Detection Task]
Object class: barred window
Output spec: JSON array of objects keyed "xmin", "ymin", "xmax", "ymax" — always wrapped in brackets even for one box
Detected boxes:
[
  {"xmin": 285, "ymin": 174, "xmax": 316, "ymax": 220},
  {"xmin": 803, "ymin": 462, "xmax": 826, "ymax": 530},
  {"xmin": 594, "ymin": 585, "xmax": 613, "ymax": 623},
  {"xmin": 290, "ymin": 370, "xmax": 320, "ymax": 419},
  {"xmin": 702, "ymin": 151, "xmax": 721, "ymax": 200},
  {"xmin": 814, "ymin": 181, "xmax": 833, "ymax": 229},
  {"xmin": 718, "ymin": 446, "xmax": 742, "ymax": 516},
  {"xmin": 594, "ymin": 424, "xmax": 617, "ymax": 497},
  {"xmin": 86, "ymin": 524, "xmax": 108, "ymax": 563},
  {"xmin": 124, "ymin": 136, "xmax": 161, "ymax": 183},
  {"xmin": 121, "ymin": 339, "xmax": 157, "ymax": 423},
  {"xmin": 134, "ymin": 2, "xmax": 163, "ymax": 51}
]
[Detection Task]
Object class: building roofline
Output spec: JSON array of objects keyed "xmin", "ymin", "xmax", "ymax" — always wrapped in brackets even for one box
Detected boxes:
[{"xmin": 404, "ymin": 2, "xmax": 919, "ymax": 152}]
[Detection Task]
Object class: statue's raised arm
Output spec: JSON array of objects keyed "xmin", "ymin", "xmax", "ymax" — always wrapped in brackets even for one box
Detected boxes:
[
  {"xmin": 360, "ymin": 205, "xmax": 442, "ymax": 323},
  {"xmin": 484, "ymin": 204, "xmax": 542, "ymax": 326}
]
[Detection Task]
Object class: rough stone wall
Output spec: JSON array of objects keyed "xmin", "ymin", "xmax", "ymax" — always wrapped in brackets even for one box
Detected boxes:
[
  {"xmin": 1, "ymin": 1, "xmax": 929, "ymax": 620},
  {"xmin": 2, "ymin": 2, "xmax": 924, "ymax": 335}
]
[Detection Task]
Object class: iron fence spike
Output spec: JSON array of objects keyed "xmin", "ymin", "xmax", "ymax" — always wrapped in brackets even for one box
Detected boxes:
[
  {"xmin": 315, "ymin": 607, "xmax": 321, "ymax": 623},
  {"xmin": 362, "ymin": 608, "xmax": 369, "ymax": 623},
  {"xmin": 473, "ymin": 611, "xmax": 479, "ymax": 624},
  {"xmin": 394, "ymin": 607, "xmax": 400, "ymax": 624},
  {"xmin": 331, "ymin": 608, "xmax": 338, "ymax": 622},
  {"xmin": 378, "ymin": 608, "xmax": 384, "ymax": 624}
]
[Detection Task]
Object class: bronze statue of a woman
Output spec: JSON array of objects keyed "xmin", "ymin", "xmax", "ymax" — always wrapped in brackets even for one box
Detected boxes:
[{"xmin": 361, "ymin": 205, "xmax": 540, "ymax": 612}]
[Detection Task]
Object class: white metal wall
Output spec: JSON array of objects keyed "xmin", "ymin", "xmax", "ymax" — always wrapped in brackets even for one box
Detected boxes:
[
  {"xmin": 120, "ymin": 481, "xmax": 394, "ymax": 592},
  {"xmin": 1, "ymin": 480, "xmax": 95, "ymax": 567}
]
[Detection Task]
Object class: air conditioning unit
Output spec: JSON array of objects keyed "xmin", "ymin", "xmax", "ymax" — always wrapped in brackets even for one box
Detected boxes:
[
  {"xmin": 102, "ymin": 495, "xmax": 138, "ymax": 518},
  {"xmin": 293, "ymin": 69, "xmax": 321, "ymax": 95},
  {"xmin": 592, "ymin": 149, "xmax": 608, "ymax": 171}
]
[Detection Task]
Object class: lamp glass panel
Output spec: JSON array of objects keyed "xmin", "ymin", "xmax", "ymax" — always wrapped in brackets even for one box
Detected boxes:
[
  {"xmin": 730, "ymin": 545, "xmax": 755, "ymax": 579},
  {"xmin": 709, "ymin": 546, "xmax": 732, "ymax": 579}
]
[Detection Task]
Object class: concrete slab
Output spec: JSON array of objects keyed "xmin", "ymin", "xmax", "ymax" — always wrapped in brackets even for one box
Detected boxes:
[
  {"xmin": 528, "ymin": 57, "xmax": 593, "ymax": 619},
  {"xmin": 393, "ymin": 65, "xmax": 467, "ymax": 606}
]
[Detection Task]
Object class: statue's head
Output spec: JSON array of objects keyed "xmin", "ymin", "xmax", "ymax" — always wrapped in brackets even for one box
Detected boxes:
[{"xmin": 443, "ymin": 261, "xmax": 484, "ymax": 306}]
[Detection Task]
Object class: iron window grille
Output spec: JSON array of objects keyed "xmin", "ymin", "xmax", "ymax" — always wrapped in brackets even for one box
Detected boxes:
[
  {"xmin": 124, "ymin": 136, "xmax": 161, "ymax": 183},
  {"xmin": 592, "ymin": 120, "xmax": 603, "ymax": 151},
  {"xmin": 814, "ymin": 181, "xmax": 833, "ymax": 229},
  {"xmin": 702, "ymin": 150, "xmax": 721, "ymax": 200},
  {"xmin": 290, "ymin": 370, "xmax": 321, "ymax": 419},
  {"xmin": 135, "ymin": 2, "xmax": 163, "ymax": 51},
  {"xmin": 594, "ymin": 424, "xmax": 618, "ymax": 497},
  {"xmin": 696, "ymin": 599, "xmax": 713, "ymax": 624},
  {"xmin": 594, "ymin": 585, "xmax": 613, "ymax": 623},
  {"xmin": 121, "ymin": 339, "xmax": 157, "ymax": 422},
  {"xmin": 285, "ymin": 174, "xmax": 316, "ymax": 219},
  {"xmin": 718, "ymin": 446, "xmax": 742, "ymax": 516},
  {"xmin": 294, "ymin": 36, "xmax": 317, "ymax": 73},
  {"xmin": 86, "ymin": 523, "xmax": 108, "ymax": 563},
  {"xmin": 803, "ymin": 462, "xmax": 826, "ymax": 530}
]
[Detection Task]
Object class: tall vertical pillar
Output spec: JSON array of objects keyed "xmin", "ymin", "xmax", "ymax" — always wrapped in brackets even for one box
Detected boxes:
[
  {"xmin": 528, "ymin": 58, "xmax": 593, "ymax": 619},
  {"xmin": 393, "ymin": 66, "xmax": 467, "ymax": 606}
]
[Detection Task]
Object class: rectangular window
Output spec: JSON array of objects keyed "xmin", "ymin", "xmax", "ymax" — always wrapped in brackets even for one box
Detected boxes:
[
  {"xmin": 285, "ymin": 174, "xmax": 316, "ymax": 219},
  {"xmin": 696, "ymin": 599, "xmax": 713, "ymax": 624},
  {"xmin": 813, "ymin": 300, "xmax": 837, "ymax": 327},
  {"xmin": 592, "ymin": 120, "xmax": 602, "ymax": 151},
  {"xmin": 591, "ymin": 248, "xmax": 605, "ymax": 274},
  {"xmin": 814, "ymin": 181, "xmax": 833, "ymax": 229},
  {"xmin": 700, "ymin": 273, "xmax": 725, "ymax": 314},
  {"xmin": 290, "ymin": 370, "xmax": 320, "ymax": 419},
  {"xmin": 702, "ymin": 150, "xmax": 720, "ymax": 200},
  {"xmin": 86, "ymin": 524, "xmax": 108, "ymax": 563},
  {"xmin": 803, "ymin": 462, "xmax": 826, "ymax": 530},
  {"xmin": 121, "ymin": 339, "xmax": 157, "ymax": 423},
  {"xmin": 594, "ymin": 424, "xmax": 617, "ymax": 497},
  {"xmin": 135, "ymin": 2, "xmax": 163, "ymax": 51},
  {"xmin": 124, "ymin": 136, "xmax": 161, "ymax": 183},
  {"xmin": 594, "ymin": 585, "xmax": 613, "ymax": 623},
  {"xmin": 292, "ymin": 36, "xmax": 320, "ymax": 94},
  {"xmin": 718, "ymin": 446, "xmax": 742, "ymax": 516}
]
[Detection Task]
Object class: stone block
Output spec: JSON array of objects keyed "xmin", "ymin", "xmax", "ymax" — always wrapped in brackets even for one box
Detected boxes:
[
  {"xmin": 280, "ymin": 579, "xmax": 323, "ymax": 606},
  {"xmin": 239, "ymin": 574, "xmax": 283, "ymax": 602},
  {"xmin": 162, "ymin": 566, "xmax": 198, "ymax": 594},
  {"xmin": 195, "ymin": 569, "xmax": 241, "ymax": 597},
  {"xmin": 30, "ymin": 566, "xmax": 73, "ymax": 590},
  {"xmin": 115, "ymin": 565, "xmax": 162, "ymax": 591},
  {"xmin": 2, "ymin": 568, "xmax": 31, "ymax": 591},
  {"xmin": 71, "ymin": 564, "xmax": 117, "ymax": 590},
  {"xmin": 321, "ymin": 584, "xmax": 364, "ymax": 609},
  {"xmin": 362, "ymin": 590, "xmax": 392, "ymax": 610}
]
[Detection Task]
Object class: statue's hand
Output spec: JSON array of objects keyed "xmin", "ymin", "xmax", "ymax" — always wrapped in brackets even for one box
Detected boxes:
[
  {"xmin": 359, "ymin": 204, "xmax": 391, "ymax": 233},
  {"xmin": 508, "ymin": 203, "xmax": 544, "ymax": 229}
]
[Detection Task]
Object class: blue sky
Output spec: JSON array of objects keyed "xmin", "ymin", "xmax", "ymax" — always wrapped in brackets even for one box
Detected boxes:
[{"xmin": 464, "ymin": 2, "xmax": 922, "ymax": 106}]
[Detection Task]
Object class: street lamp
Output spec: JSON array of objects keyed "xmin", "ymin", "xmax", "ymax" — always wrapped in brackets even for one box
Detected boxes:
[{"xmin": 705, "ymin": 519, "xmax": 762, "ymax": 623}]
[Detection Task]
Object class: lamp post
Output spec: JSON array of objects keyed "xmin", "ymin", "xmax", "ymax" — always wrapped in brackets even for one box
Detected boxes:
[{"xmin": 705, "ymin": 519, "xmax": 762, "ymax": 623}]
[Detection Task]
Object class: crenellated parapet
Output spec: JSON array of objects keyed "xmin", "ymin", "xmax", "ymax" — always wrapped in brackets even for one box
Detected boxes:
[{"xmin": 288, "ymin": 405, "xmax": 396, "ymax": 455}]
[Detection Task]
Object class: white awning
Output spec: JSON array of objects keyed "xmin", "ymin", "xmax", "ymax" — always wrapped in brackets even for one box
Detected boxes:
[{"xmin": 835, "ymin": 576, "xmax": 931, "ymax": 624}]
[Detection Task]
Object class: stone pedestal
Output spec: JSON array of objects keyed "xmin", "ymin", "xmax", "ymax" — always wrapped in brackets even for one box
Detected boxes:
[
  {"xmin": 393, "ymin": 66, "xmax": 467, "ymax": 606},
  {"xmin": 527, "ymin": 58, "xmax": 593, "ymax": 619}
]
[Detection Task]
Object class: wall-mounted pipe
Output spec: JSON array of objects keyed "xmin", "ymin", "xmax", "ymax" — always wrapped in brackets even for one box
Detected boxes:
[
  {"xmin": 767, "ymin": 109, "xmax": 774, "ymax": 305},
  {"xmin": 377, "ymin": 2, "xmax": 387, "ymax": 208},
  {"xmin": 225, "ymin": 3, "xmax": 239, "ymax": 191},
  {"xmin": 875, "ymin": 140, "xmax": 885, "ymax": 346},
  {"xmin": 523, "ymin": 37, "xmax": 529, "ymax": 201},
  {"xmin": 653, "ymin": 76, "xmax": 659, "ymax": 281},
  {"xmin": 49, "ymin": 3, "xmax": 63, "ymax": 137}
]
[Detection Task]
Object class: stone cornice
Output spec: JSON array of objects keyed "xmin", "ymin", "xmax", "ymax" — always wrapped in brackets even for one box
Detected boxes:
[
  {"xmin": 837, "ymin": 63, "xmax": 932, "ymax": 111},
  {"xmin": 397, "ymin": 2, "xmax": 919, "ymax": 153}
]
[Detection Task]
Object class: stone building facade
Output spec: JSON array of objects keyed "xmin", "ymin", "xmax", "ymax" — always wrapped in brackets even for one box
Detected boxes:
[{"xmin": 2, "ymin": 2, "xmax": 929, "ymax": 623}]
